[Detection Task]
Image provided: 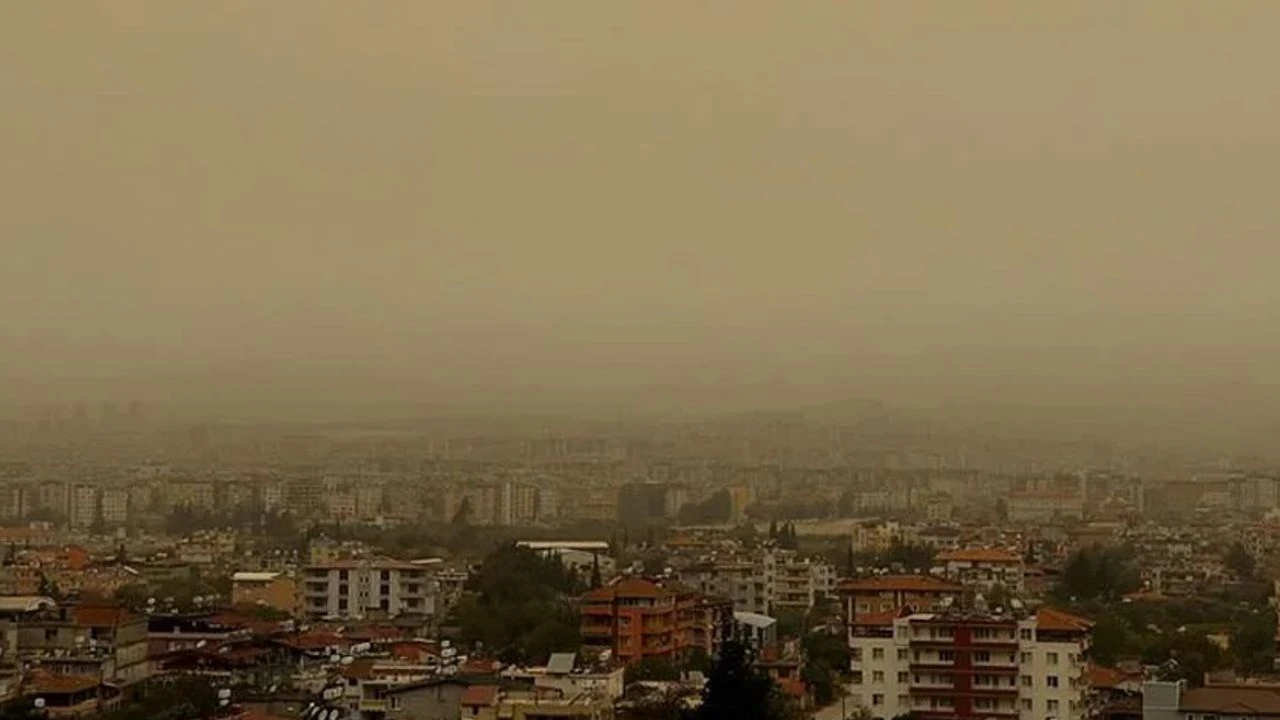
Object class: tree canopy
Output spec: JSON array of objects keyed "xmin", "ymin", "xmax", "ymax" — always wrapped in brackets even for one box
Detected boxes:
[
  {"xmin": 1055, "ymin": 545, "xmax": 1140, "ymax": 603},
  {"xmin": 451, "ymin": 543, "xmax": 583, "ymax": 664}
]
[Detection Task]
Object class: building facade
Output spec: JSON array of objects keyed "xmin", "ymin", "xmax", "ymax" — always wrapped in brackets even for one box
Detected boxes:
[
  {"xmin": 848, "ymin": 608, "xmax": 1092, "ymax": 720},
  {"xmin": 303, "ymin": 560, "xmax": 434, "ymax": 619}
]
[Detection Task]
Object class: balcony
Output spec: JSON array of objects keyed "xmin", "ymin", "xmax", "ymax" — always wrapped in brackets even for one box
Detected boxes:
[{"xmin": 581, "ymin": 624, "xmax": 613, "ymax": 637}]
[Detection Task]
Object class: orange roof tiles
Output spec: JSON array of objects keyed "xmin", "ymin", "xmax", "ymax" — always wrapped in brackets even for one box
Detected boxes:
[
  {"xmin": 837, "ymin": 575, "xmax": 963, "ymax": 593},
  {"xmin": 30, "ymin": 674, "xmax": 99, "ymax": 694},
  {"xmin": 1087, "ymin": 665, "xmax": 1139, "ymax": 689},
  {"xmin": 1036, "ymin": 607, "xmax": 1094, "ymax": 633},
  {"xmin": 852, "ymin": 610, "xmax": 902, "ymax": 627},
  {"xmin": 73, "ymin": 604, "xmax": 135, "ymax": 628},
  {"xmin": 460, "ymin": 685, "xmax": 500, "ymax": 707},
  {"xmin": 936, "ymin": 548, "xmax": 1021, "ymax": 563}
]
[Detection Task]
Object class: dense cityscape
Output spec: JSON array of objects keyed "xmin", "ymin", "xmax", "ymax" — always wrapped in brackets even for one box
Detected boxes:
[
  {"xmin": 0, "ymin": 401, "xmax": 1273, "ymax": 719},
  {"xmin": 7, "ymin": 1, "xmax": 1280, "ymax": 719}
]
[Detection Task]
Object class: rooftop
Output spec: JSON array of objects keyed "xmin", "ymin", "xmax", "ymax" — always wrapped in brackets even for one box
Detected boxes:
[
  {"xmin": 936, "ymin": 547, "xmax": 1022, "ymax": 563},
  {"xmin": 460, "ymin": 685, "xmax": 500, "ymax": 707},
  {"xmin": 837, "ymin": 574, "xmax": 963, "ymax": 593}
]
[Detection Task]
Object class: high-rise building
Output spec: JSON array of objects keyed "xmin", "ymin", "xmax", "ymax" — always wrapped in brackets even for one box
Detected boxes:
[
  {"xmin": 848, "ymin": 608, "xmax": 1092, "ymax": 720},
  {"xmin": 616, "ymin": 482, "xmax": 669, "ymax": 525},
  {"xmin": 69, "ymin": 484, "xmax": 100, "ymax": 529}
]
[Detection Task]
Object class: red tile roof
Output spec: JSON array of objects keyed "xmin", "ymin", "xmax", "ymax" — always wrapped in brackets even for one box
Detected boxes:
[
  {"xmin": 73, "ymin": 604, "xmax": 135, "ymax": 628},
  {"xmin": 30, "ymin": 674, "xmax": 99, "ymax": 694},
  {"xmin": 460, "ymin": 685, "xmax": 500, "ymax": 707},
  {"xmin": 837, "ymin": 575, "xmax": 963, "ymax": 593},
  {"xmin": 852, "ymin": 610, "xmax": 902, "ymax": 627},
  {"xmin": 1180, "ymin": 686, "xmax": 1280, "ymax": 715},
  {"xmin": 1088, "ymin": 664, "xmax": 1139, "ymax": 690},
  {"xmin": 1036, "ymin": 607, "xmax": 1094, "ymax": 633},
  {"xmin": 936, "ymin": 548, "xmax": 1021, "ymax": 563}
]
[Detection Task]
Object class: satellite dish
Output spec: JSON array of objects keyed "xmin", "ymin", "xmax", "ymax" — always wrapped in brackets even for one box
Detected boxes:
[
  {"xmin": 341, "ymin": 656, "xmax": 354, "ymax": 665},
  {"xmin": 33, "ymin": 699, "xmax": 45, "ymax": 709}
]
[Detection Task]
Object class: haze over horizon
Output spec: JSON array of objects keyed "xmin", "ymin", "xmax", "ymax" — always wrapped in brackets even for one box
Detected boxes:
[{"xmin": 5, "ymin": 2, "xmax": 1280, "ymax": 419}]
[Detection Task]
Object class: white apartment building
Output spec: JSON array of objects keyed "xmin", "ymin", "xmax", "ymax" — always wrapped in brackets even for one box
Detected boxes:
[
  {"xmin": 101, "ymin": 488, "xmax": 130, "ymax": 525},
  {"xmin": 355, "ymin": 484, "xmax": 384, "ymax": 520},
  {"xmin": 848, "ymin": 608, "xmax": 1092, "ymax": 720},
  {"xmin": 682, "ymin": 549, "xmax": 836, "ymax": 614},
  {"xmin": 166, "ymin": 481, "xmax": 215, "ymax": 511},
  {"xmin": 303, "ymin": 559, "xmax": 435, "ymax": 619},
  {"xmin": 69, "ymin": 484, "xmax": 99, "ymax": 529}
]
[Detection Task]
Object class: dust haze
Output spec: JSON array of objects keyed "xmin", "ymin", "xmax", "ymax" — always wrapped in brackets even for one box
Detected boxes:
[{"xmin": 3, "ymin": 2, "xmax": 1280, "ymax": 435}]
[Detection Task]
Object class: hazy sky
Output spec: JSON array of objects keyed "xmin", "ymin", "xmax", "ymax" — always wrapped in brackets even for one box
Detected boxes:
[{"xmin": 4, "ymin": 2, "xmax": 1280, "ymax": 411}]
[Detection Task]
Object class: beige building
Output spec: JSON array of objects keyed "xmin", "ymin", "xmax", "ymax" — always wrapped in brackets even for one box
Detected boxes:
[
  {"xmin": 303, "ymin": 559, "xmax": 434, "ymax": 619},
  {"xmin": 231, "ymin": 571, "xmax": 300, "ymax": 616},
  {"xmin": 101, "ymin": 488, "xmax": 130, "ymax": 526}
]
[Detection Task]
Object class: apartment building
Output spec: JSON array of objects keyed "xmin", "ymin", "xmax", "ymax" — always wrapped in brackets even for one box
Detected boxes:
[
  {"xmin": 8, "ymin": 602, "xmax": 152, "ymax": 689},
  {"xmin": 67, "ymin": 484, "xmax": 99, "ymax": 530},
  {"xmin": 837, "ymin": 575, "xmax": 964, "ymax": 629},
  {"xmin": 579, "ymin": 578, "xmax": 731, "ymax": 664},
  {"xmin": 1006, "ymin": 491, "xmax": 1085, "ymax": 523},
  {"xmin": 166, "ymin": 480, "xmax": 216, "ymax": 511},
  {"xmin": 681, "ymin": 549, "xmax": 836, "ymax": 615},
  {"xmin": 848, "ymin": 608, "xmax": 1092, "ymax": 720},
  {"xmin": 100, "ymin": 488, "xmax": 129, "ymax": 526},
  {"xmin": 936, "ymin": 548, "xmax": 1026, "ymax": 593},
  {"xmin": 303, "ymin": 559, "xmax": 435, "ymax": 619}
]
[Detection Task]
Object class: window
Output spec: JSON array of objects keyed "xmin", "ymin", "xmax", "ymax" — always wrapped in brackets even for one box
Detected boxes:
[
  {"xmin": 1020, "ymin": 675, "xmax": 1032, "ymax": 687},
  {"xmin": 339, "ymin": 584, "xmax": 349, "ymax": 596},
  {"xmin": 380, "ymin": 584, "xmax": 391, "ymax": 596},
  {"xmin": 852, "ymin": 649, "xmax": 863, "ymax": 662},
  {"xmin": 898, "ymin": 672, "xmax": 909, "ymax": 684},
  {"xmin": 389, "ymin": 697, "xmax": 401, "ymax": 710},
  {"xmin": 898, "ymin": 695, "xmax": 910, "ymax": 708},
  {"xmin": 872, "ymin": 694, "xmax": 884, "ymax": 707},
  {"xmin": 873, "ymin": 671, "xmax": 885, "ymax": 683},
  {"xmin": 938, "ymin": 651, "xmax": 955, "ymax": 662},
  {"xmin": 1020, "ymin": 699, "xmax": 1032, "ymax": 711},
  {"xmin": 1047, "ymin": 676, "xmax": 1059, "ymax": 688},
  {"xmin": 338, "ymin": 570, "xmax": 349, "ymax": 581},
  {"xmin": 1048, "ymin": 700, "xmax": 1060, "ymax": 713},
  {"xmin": 1047, "ymin": 652, "xmax": 1059, "ymax": 665},
  {"xmin": 975, "ymin": 651, "xmax": 991, "ymax": 663},
  {"xmin": 381, "ymin": 570, "xmax": 391, "ymax": 581},
  {"xmin": 1020, "ymin": 652, "xmax": 1032, "ymax": 663},
  {"xmin": 897, "ymin": 649, "xmax": 909, "ymax": 661},
  {"xmin": 338, "ymin": 599, "xmax": 348, "ymax": 612},
  {"xmin": 872, "ymin": 648, "xmax": 885, "ymax": 661},
  {"xmin": 852, "ymin": 671, "xmax": 864, "ymax": 685},
  {"xmin": 1020, "ymin": 628, "xmax": 1033, "ymax": 640}
]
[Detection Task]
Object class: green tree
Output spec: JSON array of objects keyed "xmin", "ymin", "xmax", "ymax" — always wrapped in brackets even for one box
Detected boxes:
[
  {"xmin": 1087, "ymin": 612, "xmax": 1134, "ymax": 667},
  {"xmin": 695, "ymin": 633, "xmax": 787, "ymax": 720},
  {"xmin": 452, "ymin": 543, "xmax": 583, "ymax": 663},
  {"xmin": 1055, "ymin": 546, "xmax": 1140, "ymax": 603},
  {"xmin": 1232, "ymin": 610, "xmax": 1277, "ymax": 674},
  {"xmin": 625, "ymin": 657, "xmax": 683, "ymax": 684}
]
